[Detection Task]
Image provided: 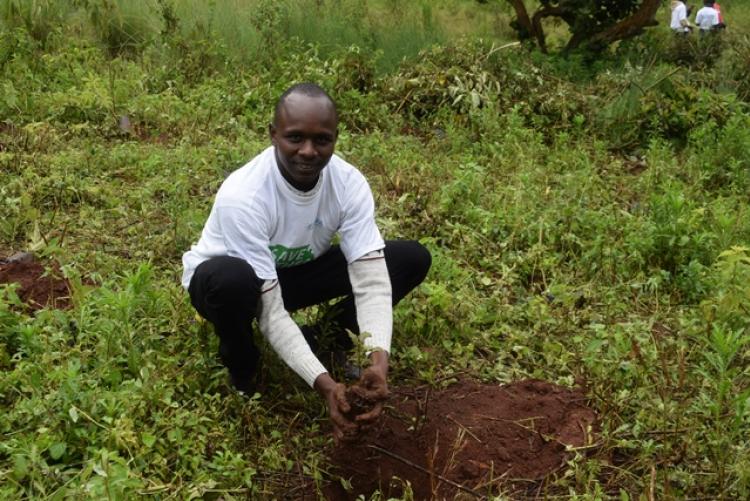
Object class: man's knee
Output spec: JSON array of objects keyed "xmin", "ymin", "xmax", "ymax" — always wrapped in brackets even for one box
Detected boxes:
[
  {"xmin": 404, "ymin": 241, "xmax": 431, "ymax": 284},
  {"xmin": 385, "ymin": 240, "xmax": 432, "ymax": 288},
  {"xmin": 192, "ymin": 256, "xmax": 262, "ymax": 307}
]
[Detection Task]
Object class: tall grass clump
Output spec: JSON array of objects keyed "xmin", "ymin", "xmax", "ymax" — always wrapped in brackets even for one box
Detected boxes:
[
  {"xmin": 87, "ymin": 0, "xmax": 162, "ymax": 55},
  {"xmin": 0, "ymin": 0, "xmax": 74, "ymax": 46},
  {"xmin": 170, "ymin": 0, "xmax": 448, "ymax": 72},
  {"xmin": 282, "ymin": 0, "xmax": 447, "ymax": 72}
]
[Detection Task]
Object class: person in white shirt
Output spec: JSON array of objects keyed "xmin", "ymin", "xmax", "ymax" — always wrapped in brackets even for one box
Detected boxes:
[
  {"xmin": 695, "ymin": 0, "xmax": 720, "ymax": 33},
  {"xmin": 182, "ymin": 83, "xmax": 431, "ymax": 442},
  {"xmin": 670, "ymin": 1, "xmax": 691, "ymax": 34}
]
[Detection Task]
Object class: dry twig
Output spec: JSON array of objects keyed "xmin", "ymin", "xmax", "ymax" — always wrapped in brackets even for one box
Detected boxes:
[{"xmin": 367, "ymin": 444, "xmax": 484, "ymax": 499}]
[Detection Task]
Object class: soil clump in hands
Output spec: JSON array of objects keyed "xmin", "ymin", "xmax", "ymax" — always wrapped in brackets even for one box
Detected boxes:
[{"xmin": 343, "ymin": 383, "xmax": 381, "ymax": 421}]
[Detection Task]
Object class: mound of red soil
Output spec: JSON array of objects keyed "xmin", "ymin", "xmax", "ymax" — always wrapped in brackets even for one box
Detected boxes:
[
  {"xmin": 325, "ymin": 378, "xmax": 597, "ymax": 500},
  {"xmin": 0, "ymin": 254, "xmax": 72, "ymax": 310}
]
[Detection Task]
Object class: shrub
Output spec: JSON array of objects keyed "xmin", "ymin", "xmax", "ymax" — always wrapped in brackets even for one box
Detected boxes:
[{"xmin": 687, "ymin": 112, "xmax": 750, "ymax": 193}]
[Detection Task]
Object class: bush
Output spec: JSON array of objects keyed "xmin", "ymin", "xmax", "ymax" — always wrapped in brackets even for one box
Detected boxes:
[
  {"xmin": 594, "ymin": 63, "xmax": 738, "ymax": 149},
  {"xmin": 687, "ymin": 112, "xmax": 750, "ymax": 192}
]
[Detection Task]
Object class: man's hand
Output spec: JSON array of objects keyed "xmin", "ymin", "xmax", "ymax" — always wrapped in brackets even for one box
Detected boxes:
[
  {"xmin": 314, "ymin": 372, "xmax": 357, "ymax": 444},
  {"xmin": 353, "ymin": 350, "xmax": 389, "ymax": 424}
]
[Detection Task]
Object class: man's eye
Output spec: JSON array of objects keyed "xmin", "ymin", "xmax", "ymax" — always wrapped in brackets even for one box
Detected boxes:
[
  {"xmin": 287, "ymin": 134, "xmax": 302, "ymax": 142},
  {"xmin": 314, "ymin": 137, "xmax": 332, "ymax": 146}
]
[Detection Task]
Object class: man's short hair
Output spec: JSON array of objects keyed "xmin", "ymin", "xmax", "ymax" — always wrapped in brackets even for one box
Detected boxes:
[{"xmin": 273, "ymin": 83, "xmax": 338, "ymax": 125}]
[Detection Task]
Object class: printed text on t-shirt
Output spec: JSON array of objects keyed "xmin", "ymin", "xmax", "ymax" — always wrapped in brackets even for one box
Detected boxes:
[{"xmin": 270, "ymin": 244, "xmax": 314, "ymax": 268}]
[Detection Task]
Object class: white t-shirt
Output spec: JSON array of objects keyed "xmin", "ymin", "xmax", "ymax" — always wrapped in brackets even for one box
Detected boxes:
[
  {"xmin": 695, "ymin": 6, "xmax": 719, "ymax": 30},
  {"xmin": 182, "ymin": 146, "xmax": 385, "ymax": 288},
  {"xmin": 670, "ymin": 2, "xmax": 688, "ymax": 31}
]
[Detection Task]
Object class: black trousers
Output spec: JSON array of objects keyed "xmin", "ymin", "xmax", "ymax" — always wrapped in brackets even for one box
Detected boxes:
[{"xmin": 188, "ymin": 240, "xmax": 431, "ymax": 380}]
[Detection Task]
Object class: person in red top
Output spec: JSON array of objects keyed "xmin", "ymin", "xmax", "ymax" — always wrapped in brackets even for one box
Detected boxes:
[{"xmin": 713, "ymin": 2, "xmax": 726, "ymax": 28}]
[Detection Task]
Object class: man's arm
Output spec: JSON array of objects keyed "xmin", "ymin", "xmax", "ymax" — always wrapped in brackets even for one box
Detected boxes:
[
  {"xmin": 257, "ymin": 280, "xmax": 327, "ymax": 386},
  {"xmin": 347, "ymin": 250, "xmax": 393, "ymax": 353},
  {"xmin": 258, "ymin": 280, "xmax": 357, "ymax": 440},
  {"xmin": 347, "ymin": 250, "xmax": 392, "ymax": 421}
]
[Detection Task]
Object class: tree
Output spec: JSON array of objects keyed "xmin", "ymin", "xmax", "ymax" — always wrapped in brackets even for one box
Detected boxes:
[{"xmin": 499, "ymin": 0, "xmax": 661, "ymax": 54}]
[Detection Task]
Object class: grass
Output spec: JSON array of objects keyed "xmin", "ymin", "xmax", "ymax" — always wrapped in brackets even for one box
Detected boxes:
[
  {"xmin": 0, "ymin": 0, "xmax": 508, "ymax": 72},
  {"xmin": 1, "ymin": 1, "xmax": 750, "ymax": 499}
]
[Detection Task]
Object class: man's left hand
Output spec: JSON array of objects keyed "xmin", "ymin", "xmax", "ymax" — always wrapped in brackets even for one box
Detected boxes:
[{"xmin": 353, "ymin": 350, "xmax": 389, "ymax": 424}]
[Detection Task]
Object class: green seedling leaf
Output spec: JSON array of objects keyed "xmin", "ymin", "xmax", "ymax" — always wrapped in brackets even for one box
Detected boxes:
[
  {"xmin": 93, "ymin": 462, "xmax": 108, "ymax": 477},
  {"xmin": 142, "ymin": 433, "xmax": 156, "ymax": 448},
  {"xmin": 49, "ymin": 442, "xmax": 67, "ymax": 460},
  {"xmin": 69, "ymin": 406, "xmax": 79, "ymax": 423},
  {"xmin": 13, "ymin": 455, "xmax": 28, "ymax": 480}
]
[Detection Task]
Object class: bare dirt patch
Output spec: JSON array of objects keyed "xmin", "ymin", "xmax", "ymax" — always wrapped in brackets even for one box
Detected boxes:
[
  {"xmin": 0, "ymin": 253, "xmax": 72, "ymax": 310},
  {"xmin": 325, "ymin": 378, "xmax": 597, "ymax": 500}
]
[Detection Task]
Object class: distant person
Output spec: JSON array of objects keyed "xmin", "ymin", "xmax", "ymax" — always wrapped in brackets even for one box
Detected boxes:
[
  {"xmin": 182, "ymin": 83, "xmax": 431, "ymax": 442},
  {"xmin": 671, "ymin": 1, "xmax": 691, "ymax": 34},
  {"xmin": 713, "ymin": 1, "xmax": 726, "ymax": 29},
  {"xmin": 695, "ymin": 0, "xmax": 720, "ymax": 34}
]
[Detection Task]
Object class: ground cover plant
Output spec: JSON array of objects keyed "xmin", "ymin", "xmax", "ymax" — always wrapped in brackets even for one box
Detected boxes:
[{"xmin": 1, "ymin": 0, "xmax": 749, "ymax": 499}]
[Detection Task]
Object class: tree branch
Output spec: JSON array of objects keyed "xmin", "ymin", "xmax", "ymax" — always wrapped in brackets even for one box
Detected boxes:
[
  {"xmin": 530, "ymin": 5, "xmax": 573, "ymax": 54},
  {"xmin": 581, "ymin": 0, "xmax": 661, "ymax": 50}
]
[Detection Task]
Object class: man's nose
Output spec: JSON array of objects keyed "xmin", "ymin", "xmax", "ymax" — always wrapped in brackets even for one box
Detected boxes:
[{"xmin": 299, "ymin": 140, "xmax": 316, "ymax": 157}]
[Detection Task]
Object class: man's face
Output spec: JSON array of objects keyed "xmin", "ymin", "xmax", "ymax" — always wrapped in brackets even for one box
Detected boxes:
[{"xmin": 270, "ymin": 93, "xmax": 338, "ymax": 191}]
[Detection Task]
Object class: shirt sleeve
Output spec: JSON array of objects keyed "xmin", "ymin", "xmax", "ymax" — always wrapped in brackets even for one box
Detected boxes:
[
  {"xmin": 338, "ymin": 173, "xmax": 385, "ymax": 263},
  {"xmin": 258, "ymin": 280, "xmax": 328, "ymax": 387},
  {"xmin": 348, "ymin": 250, "xmax": 392, "ymax": 353},
  {"xmin": 217, "ymin": 204, "xmax": 278, "ymax": 280}
]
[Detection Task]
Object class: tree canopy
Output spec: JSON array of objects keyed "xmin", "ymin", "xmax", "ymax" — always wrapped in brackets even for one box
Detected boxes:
[{"xmin": 500, "ymin": 0, "xmax": 661, "ymax": 53}]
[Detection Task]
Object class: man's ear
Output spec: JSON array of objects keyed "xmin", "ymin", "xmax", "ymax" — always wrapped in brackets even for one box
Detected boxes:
[{"xmin": 269, "ymin": 123, "xmax": 277, "ymax": 145}]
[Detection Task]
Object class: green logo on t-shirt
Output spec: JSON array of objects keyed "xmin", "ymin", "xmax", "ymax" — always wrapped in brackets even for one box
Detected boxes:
[{"xmin": 270, "ymin": 244, "xmax": 314, "ymax": 268}]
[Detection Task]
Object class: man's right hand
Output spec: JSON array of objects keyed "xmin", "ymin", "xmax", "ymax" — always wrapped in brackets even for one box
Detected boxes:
[{"xmin": 314, "ymin": 372, "xmax": 357, "ymax": 443}]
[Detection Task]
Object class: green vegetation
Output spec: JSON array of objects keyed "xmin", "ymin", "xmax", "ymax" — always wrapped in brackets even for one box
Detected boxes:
[{"xmin": 1, "ymin": 0, "xmax": 749, "ymax": 498}]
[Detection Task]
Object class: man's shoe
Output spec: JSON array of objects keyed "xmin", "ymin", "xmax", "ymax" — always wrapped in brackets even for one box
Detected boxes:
[
  {"xmin": 229, "ymin": 372, "xmax": 256, "ymax": 396},
  {"xmin": 228, "ymin": 354, "xmax": 262, "ymax": 396}
]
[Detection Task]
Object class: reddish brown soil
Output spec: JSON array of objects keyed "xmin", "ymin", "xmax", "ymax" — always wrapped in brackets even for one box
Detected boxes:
[
  {"xmin": 325, "ymin": 378, "xmax": 597, "ymax": 500},
  {"xmin": 0, "ymin": 255, "xmax": 72, "ymax": 310}
]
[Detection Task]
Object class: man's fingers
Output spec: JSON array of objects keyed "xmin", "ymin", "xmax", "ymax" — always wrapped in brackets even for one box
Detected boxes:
[
  {"xmin": 333, "ymin": 426, "xmax": 343, "ymax": 446},
  {"xmin": 330, "ymin": 408, "xmax": 357, "ymax": 433},
  {"xmin": 355, "ymin": 401, "xmax": 384, "ymax": 423},
  {"xmin": 335, "ymin": 386, "xmax": 351, "ymax": 414},
  {"xmin": 352, "ymin": 384, "xmax": 389, "ymax": 403}
]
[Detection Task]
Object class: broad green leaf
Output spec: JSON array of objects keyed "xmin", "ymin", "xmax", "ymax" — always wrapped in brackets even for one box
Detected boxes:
[
  {"xmin": 49, "ymin": 442, "xmax": 67, "ymax": 460},
  {"xmin": 142, "ymin": 433, "xmax": 156, "ymax": 448}
]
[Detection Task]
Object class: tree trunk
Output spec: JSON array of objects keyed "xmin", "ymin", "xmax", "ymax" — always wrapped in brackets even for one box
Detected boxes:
[
  {"xmin": 577, "ymin": 0, "xmax": 661, "ymax": 50},
  {"xmin": 506, "ymin": 0, "xmax": 544, "ymax": 51}
]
